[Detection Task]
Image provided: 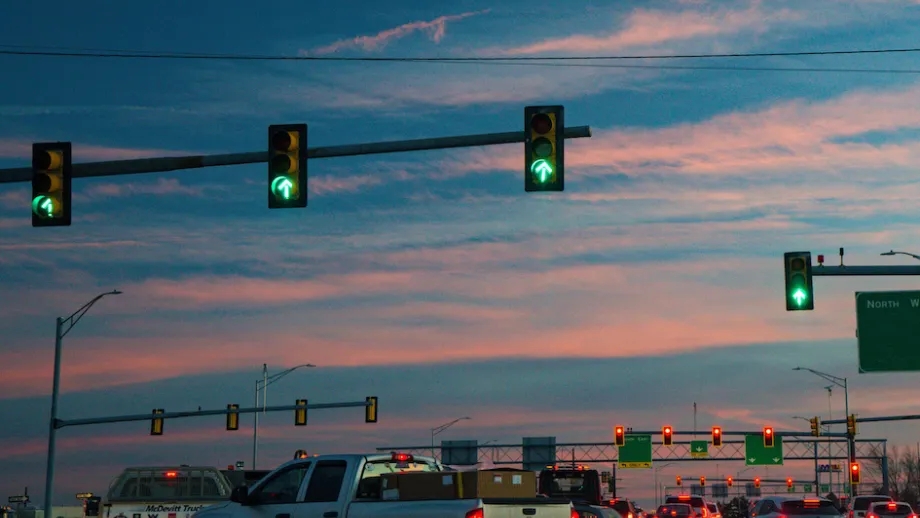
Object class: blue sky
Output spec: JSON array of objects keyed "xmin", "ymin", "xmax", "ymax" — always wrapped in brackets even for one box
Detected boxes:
[{"xmin": 3, "ymin": 0, "xmax": 920, "ymax": 508}]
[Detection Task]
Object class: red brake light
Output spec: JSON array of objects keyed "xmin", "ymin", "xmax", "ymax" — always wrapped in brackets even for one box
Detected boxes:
[
  {"xmin": 466, "ymin": 508, "xmax": 484, "ymax": 518},
  {"xmin": 571, "ymin": 510, "xmax": 579, "ymax": 518},
  {"xmin": 164, "ymin": 471, "xmax": 178, "ymax": 478},
  {"xmin": 888, "ymin": 504, "xmax": 898, "ymax": 509},
  {"xmin": 392, "ymin": 452, "xmax": 414, "ymax": 463}
]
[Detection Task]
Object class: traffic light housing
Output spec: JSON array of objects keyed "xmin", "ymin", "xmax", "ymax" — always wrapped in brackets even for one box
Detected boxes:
[
  {"xmin": 614, "ymin": 425, "xmax": 625, "ymax": 446},
  {"xmin": 810, "ymin": 416, "xmax": 821, "ymax": 437},
  {"xmin": 662, "ymin": 425, "xmax": 673, "ymax": 446},
  {"xmin": 754, "ymin": 477, "xmax": 761, "ymax": 488},
  {"xmin": 524, "ymin": 105, "xmax": 564, "ymax": 192},
  {"xmin": 150, "ymin": 408, "xmax": 164, "ymax": 436},
  {"xmin": 784, "ymin": 251, "xmax": 814, "ymax": 311},
  {"xmin": 712, "ymin": 426, "xmax": 722, "ymax": 447},
  {"xmin": 268, "ymin": 123, "xmax": 307, "ymax": 208},
  {"xmin": 676, "ymin": 475, "xmax": 682, "ymax": 486},
  {"xmin": 294, "ymin": 399, "xmax": 308, "ymax": 426},
  {"xmin": 847, "ymin": 414, "xmax": 857, "ymax": 437},
  {"xmin": 365, "ymin": 396, "xmax": 378, "ymax": 423},
  {"xmin": 850, "ymin": 462, "xmax": 861, "ymax": 485},
  {"xmin": 726, "ymin": 476, "xmax": 733, "ymax": 487},
  {"xmin": 786, "ymin": 477, "xmax": 793, "ymax": 489},
  {"xmin": 700, "ymin": 476, "xmax": 706, "ymax": 487},
  {"xmin": 31, "ymin": 142, "xmax": 72, "ymax": 227},
  {"xmin": 226, "ymin": 404, "xmax": 240, "ymax": 431},
  {"xmin": 763, "ymin": 426, "xmax": 775, "ymax": 447}
]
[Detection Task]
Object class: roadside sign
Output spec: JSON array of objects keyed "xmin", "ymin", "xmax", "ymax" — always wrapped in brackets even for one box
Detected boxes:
[
  {"xmin": 804, "ymin": 484, "xmax": 812, "ymax": 492},
  {"xmin": 820, "ymin": 484, "xmax": 829, "ymax": 493},
  {"xmin": 787, "ymin": 485, "xmax": 796, "ymax": 493},
  {"xmin": 618, "ymin": 434, "xmax": 652, "ymax": 468},
  {"xmin": 7, "ymin": 496, "xmax": 26, "ymax": 504},
  {"xmin": 690, "ymin": 440, "xmax": 709, "ymax": 458},
  {"xmin": 744, "ymin": 434, "xmax": 784, "ymax": 465},
  {"xmin": 856, "ymin": 290, "xmax": 920, "ymax": 372},
  {"xmin": 75, "ymin": 493, "xmax": 94, "ymax": 499}
]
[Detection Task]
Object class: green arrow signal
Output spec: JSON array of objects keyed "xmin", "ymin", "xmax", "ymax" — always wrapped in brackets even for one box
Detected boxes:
[
  {"xmin": 791, "ymin": 288, "xmax": 808, "ymax": 305},
  {"xmin": 271, "ymin": 177, "xmax": 295, "ymax": 200},
  {"xmin": 31, "ymin": 195, "xmax": 55, "ymax": 218},
  {"xmin": 531, "ymin": 159, "xmax": 554, "ymax": 183}
]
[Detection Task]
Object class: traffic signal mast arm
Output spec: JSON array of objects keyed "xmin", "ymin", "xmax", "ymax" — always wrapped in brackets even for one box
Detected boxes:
[{"xmin": 0, "ymin": 127, "xmax": 593, "ymax": 184}]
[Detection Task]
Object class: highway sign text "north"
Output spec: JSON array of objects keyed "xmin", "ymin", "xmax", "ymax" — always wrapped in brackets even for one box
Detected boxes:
[{"xmin": 856, "ymin": 290, "xmax": 920, "ymax": 373}]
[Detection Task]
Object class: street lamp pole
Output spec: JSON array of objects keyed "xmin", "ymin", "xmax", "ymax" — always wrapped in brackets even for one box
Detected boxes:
[
  {"xmin": 251, "ymin": 363, "xmax": 315, "ymax": 469},
  {"xmin": 654, "ymin": 462, "xmax": 676, "ymax": 506},
  {"xmin": 881, "ymin": 250, "xmax": 920, "ymax": 261},
  {"xmin": 430, "ymin": 417, "xmax": 471, "ymax": 460},
  {"xmin": 793, "ymin": 367, "xmax": 854, "ymax": 497},
  {"xmin": 43, "ymin": 290, "xmax": 122, "ymax": 518}
]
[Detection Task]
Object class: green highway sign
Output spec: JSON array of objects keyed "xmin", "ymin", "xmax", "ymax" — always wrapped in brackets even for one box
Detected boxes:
[
  {"xmin": 690, "ymin": 440, "xmax": 709, "ymax": 458},
  {"xmin": 856, "ymin": 290, "xmax": 920, "ymax": 372},
  {"xmin": 820, "ymin": 484, "xmax": 829, "ymax": 493},
  {"xmin": 744, "ymin": 434, "xmax": 784, "ymax": 465},
  {"xmin": 787, "ymin": 485, "xmax": 796, "ymax": 493},
  {"xmin": 618, "ymin": 434, "xmax": 652, "ymax": 469},
  {"xmin": 804, "ymin": 484, "xmax": 812, "ymax": 492}
]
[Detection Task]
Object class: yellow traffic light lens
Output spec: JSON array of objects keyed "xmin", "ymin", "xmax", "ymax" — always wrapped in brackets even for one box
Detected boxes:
[
  {"xmin": 271, "ymin": 131, "xmax": 298, "ymax": 152},
  {"xmin": 32, "ymin": 172, "xmax": 62, "ymax": 193},
  {"xmin": 790, "ymin": 257, "xmax": 806, "ymax": 270},
  {"xmin": 531, "ymin": 113, "xmax": 553, "ymax": 134},
  {"xmin": 34, "ymin": 149, "xmax": 63, "ymax": 170},
  {"xmin": 32, "ymin": 195, "xmax": 59, "ymax": 219},
  {"xmin": 271, "ymin": 154, "xmax": 297, "ymax": 174},
  {"xmin": 533, "ymin": 137, "xmax": 553, "ymax": 158}
]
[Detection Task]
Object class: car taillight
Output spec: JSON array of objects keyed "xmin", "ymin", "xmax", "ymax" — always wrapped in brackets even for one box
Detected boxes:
[
  {"xmin": 571, "ymin": 509, "xmax": 579, "ymax": 518},
  {"xmin": 701, "ymin": 508, "xmax": 708, "ymax": 518},
  {"xmin": 849, "ymin": 511, "xmax": 855, "ymax": 518},
  {"xmin": 466, "ymin": 508, "xmax": 484, "ymax": 518},
  {"xmin": 867, "ymin": 514, "xmax": 878, "ymax": 518}
]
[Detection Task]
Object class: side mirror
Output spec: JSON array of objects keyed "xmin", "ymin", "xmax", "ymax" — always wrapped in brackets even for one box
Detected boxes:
[{"xmin": 230, "ymin": 486, "xmax": 249, "ymax": 504}]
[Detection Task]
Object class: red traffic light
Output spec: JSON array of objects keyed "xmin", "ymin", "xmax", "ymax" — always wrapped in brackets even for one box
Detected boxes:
[
  {"xmin": 531, "ymin": 113, "xmax": 553, "ymax": 134},
  {"xmin": 754, "ymin": 477, "xmax": 761, "ymax": 488},
  {"xmin": 764, "ymin": 426, "xmax": 773, "ymax": 436},
  {"xmin": 786, "ymin": 477, "xmax": 793, "ymax": 488},
  {"xmin": 726, "ymin": 476, "xmax": 733, "ymax": 487}
]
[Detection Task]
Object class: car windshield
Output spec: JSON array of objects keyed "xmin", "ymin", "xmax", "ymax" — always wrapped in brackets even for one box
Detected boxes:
[
  {"xmin": 667, "ymin": 497, "xmax": 705, "ymax": 509},
  {"xmin": 708, "ymin": 505, "xmax": 718, "ymax": 512},
  {"xmin": 782, "ymin": 500, "xmax": 840, "ymax": 515},
  {"xmin": 857, "ymin": 499, "xmax": 894, "ymax": 511},
  {"xmin": 872, "ymin": 504, "xmax": 913, "ymax": 515},
  {"xmin": 658, "ymin": 505, "xmax": 693, "ymax": 517},
  {"xmin": 612, "ymin": 502, "xmax": 631, "ymax": 514}
]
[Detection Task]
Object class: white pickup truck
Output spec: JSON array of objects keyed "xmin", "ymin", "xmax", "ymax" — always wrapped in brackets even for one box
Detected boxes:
[{"xmin": 192, "ymin": 452, "xmax": 575, "ymax": 518}]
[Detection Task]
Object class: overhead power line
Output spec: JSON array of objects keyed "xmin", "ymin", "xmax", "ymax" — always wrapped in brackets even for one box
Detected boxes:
[{"xmin": 2, "ymin": 44, "xmax": 920, "ymax": 62}]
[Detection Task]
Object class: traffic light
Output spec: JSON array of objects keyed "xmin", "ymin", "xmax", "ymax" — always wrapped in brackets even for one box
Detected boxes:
[
  {"xmin": 662, "ymin": 425, "xmax": 673, "ymax": 446},
  {"xmin": 676, "ymin": 475, "xmax": 682, "ymax": 486},
  {"xmin": 712, "ymin": 426, "xmax": 722, "ymax": 447},
  {"xmin": 763, "ymin": 426, "xmax": 775, "ymax": 447},
  {"xmin": 786, "ymin": 477, "xmax": 793, "ymax": 489},
  {"xmin": 150, "ymin": 408, "xmax": 164, "ymax": 436},
  {"xmin": 524, "ymin": 105, "xmax": 564, "ymax": 192},
  {"xmin": 268, "ymin": 123, "xmax": 307, "ymax": 209},
  {"xmin": 810, "ymin": 416, "xmax": 821, "ymax": 437},
  {"xmin": 294, "ymin": 399, "xmax": 307, "ymax": 426},
  {"xmin": 754, "ymin": 477, "xmax": 761, "ymax": 488},
  {"xmin": 700, "ymin": 476, "xmax": 706, "ymax": 487},
  {"xmin": 226, "ymin": 404, "xmax": 239, "ymax": 431},
  {"xmin": 784, "ymin": 251, "xmax": 814, "ymax": 311},
  {"xmin": 847, "ymin": 414, "xmax": 857, "ymax": 437},
  {"xmin": 365, "ymin": 396, "xmax": 378, "ymax": 423},
  {"xmin": 31, "ymin": 142, "xmax": 72, "ymax": 227},
  {"xmin": 850, "ymin": 462, "xmax": 861, "ymax": 485},
  {"xmin": 726, "ymin": 476, "xmax": 733, "ymax": 487},
  {"xmin": 615, "ymin": 425, "xmax": 625, "ymax": 446}
]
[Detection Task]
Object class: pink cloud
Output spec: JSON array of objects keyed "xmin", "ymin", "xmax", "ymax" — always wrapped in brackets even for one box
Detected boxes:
[
  {"xmin": 305, "ymin": 10, "xmax": 491, "ymax": 55},
  {"xmin": 82, "ymin": 178, "xmax": 203, "ymax": 198},
  {"xmin": 0, "ymin": 138, "xmax": 193, "ymax": 162},
  {"xmin": 499, "ymin": 4, "xmax": 801, "ymax": 55}
]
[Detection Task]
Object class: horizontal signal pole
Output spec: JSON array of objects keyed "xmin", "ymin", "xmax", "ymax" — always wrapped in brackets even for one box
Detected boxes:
[
  {"xmin": 54, "ymin": 399, "xmax": 370, "ymax": 429},
  {"xmin": 824, "ymin": 413, "xmax": 920, "ymax": 425},
  {"xmin": 622, "ymin": 429, "xmax": 850, "ymax": 438},
  {"xmin": 812, "ymin": 265, "xmax": 920, "ymax": 276},
  {"xmin": 0, "ymin": 126, "xmax": 593, "ymax": 184}
]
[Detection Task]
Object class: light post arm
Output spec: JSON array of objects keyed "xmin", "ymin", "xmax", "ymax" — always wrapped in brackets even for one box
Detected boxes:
[
  {"xmin": 59, "ymin": 289, "xmax": 122, "ymax": 339},
  {"xmin": 881, "ymin": 250, "xmax": 920, "ymax": 261}
]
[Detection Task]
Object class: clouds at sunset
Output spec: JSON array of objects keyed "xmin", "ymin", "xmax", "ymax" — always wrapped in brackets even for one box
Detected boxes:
[{"xmin": 4, "ymin": 0, "xmax": 920, "ymax": 507}]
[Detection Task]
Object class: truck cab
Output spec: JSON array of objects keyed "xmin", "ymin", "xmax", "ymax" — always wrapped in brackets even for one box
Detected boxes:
[{"xmin": 538, "ymin": 465, "xmax": 604, "ymax": 505}]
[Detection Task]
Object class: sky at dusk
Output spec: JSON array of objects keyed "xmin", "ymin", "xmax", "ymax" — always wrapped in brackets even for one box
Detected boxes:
[{"xmin": 3, "ymin": 0, "xmax": 920, "ymax": 509}]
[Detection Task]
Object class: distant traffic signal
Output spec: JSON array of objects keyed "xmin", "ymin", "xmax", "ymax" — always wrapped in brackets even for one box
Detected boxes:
[
  {"xmin": 700, "ymin": 476, "xmax": 706, "ymax": 487},
  {"xmin": 712, "ymin": 426, "xmax": 722, "ymax": 447},
  {"xmin": 226, "ymin": 404, "xmax": 239, "ymax": 431},
  {"xmin": 675, "ymin": 475, "xmax": 682, "ymax": 486},
  {"xmin": 763, "ymin": 426, "xmax": 775, "ymax": 447},
  {"xmin": 810, "ymin": 416, "xmax": 821, "ymax": 437},
  {"xmin": 31, "ymin": 142, "xmax": 72, "ymax": 227},
  {"xmin": 784, "ymin": 251, "xmax": 814, "ymax": 311},
  {"xmin": 268, "ymin": 123, "xmax": 307, "ymax": 209},
  {"xmin": 294, "ymin": 399, "xmax": 308, "ymax": 426},
  {"xmin": 850, "ymin": 462, "xmax": 861, "ymax": 485},
  {"xmin": 614, "ymin": 425, "xmax": 625, "ymax": 446},
  {"xmin": 524, "ymin": 105, "xmax": 564, "ymax": 192},
  {"xmin": 150, "ymin": 408, "xmax": 164, "ymax": 436},
  {"xmin": 365, "ymin": 396, "xmax": 378, "ymax": 423},
  {"xmin": 847, "ymin": 414, "xmax": 857, "ymax": 437},
  {"xmin": 662, "ymin": 425, "xmax": 674, "ymax": 446},
  {"xmin": 726, "ymin": 476, "xmax": 733, "ymax": 487},
  {"xmin": 786, "ymin": 477, "xmax": 793, "ymax": 489},
  {"xmin": 754, "ymin": 477, "xmax": 761, "ymax": 488}
]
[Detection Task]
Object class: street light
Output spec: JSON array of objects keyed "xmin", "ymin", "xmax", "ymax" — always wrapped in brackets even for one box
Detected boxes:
[
  {"xmin": 654, "ymin": 462, "xmax": 676, "ymax": 506},
  {"xmin": 43, "ymin": 289, "xmax": 122, "ymax": 518},
  {"xmin": 793, "ymin": 366, "xmax": 853, "ymax": 496},
  {"xmin": 881, "ymin": 250, "xmax": 920, "ymax": 261},
  {"xmin": 431, "ymin": 417, "xmax": 471, "ymax": 459},
  {"xmin": 251, "ymin": 363, "xmax": 316, "ymax": 469}
]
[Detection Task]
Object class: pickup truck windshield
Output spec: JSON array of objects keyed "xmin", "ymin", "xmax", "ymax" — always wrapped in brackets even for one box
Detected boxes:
[{"xmin": 354, "ymin": 458, "xmax": 439, "ymax": 499}]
